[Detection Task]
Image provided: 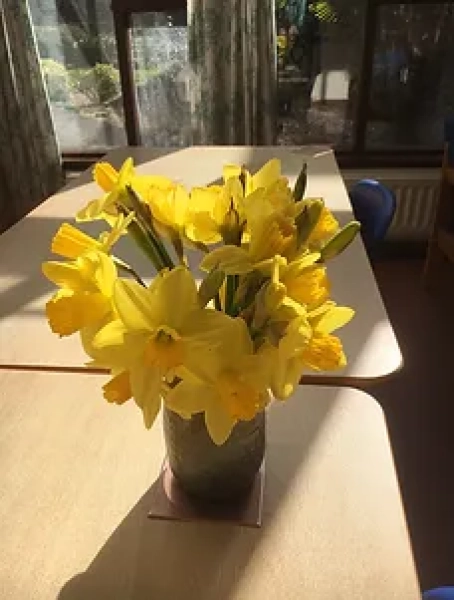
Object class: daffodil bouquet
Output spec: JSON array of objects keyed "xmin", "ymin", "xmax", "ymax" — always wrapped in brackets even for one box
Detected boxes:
[{"xmin": 43, "ymin": 158, "xmax": 359, "ymax": 446}]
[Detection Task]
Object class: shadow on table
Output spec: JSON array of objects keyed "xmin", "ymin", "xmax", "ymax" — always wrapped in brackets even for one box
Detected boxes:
[
  {"xmin": 57, "ymin": 390, "xmax": 339, "ymax": 600},
  {"xmin": 0, "ymin": 149, "xmax": 189, "ymax": 320}
]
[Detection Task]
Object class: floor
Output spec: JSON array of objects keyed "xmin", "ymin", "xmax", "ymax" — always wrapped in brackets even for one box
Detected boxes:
[{"xmin": 373, "ymin": 258, "xmax": 454, "ymax": 591}]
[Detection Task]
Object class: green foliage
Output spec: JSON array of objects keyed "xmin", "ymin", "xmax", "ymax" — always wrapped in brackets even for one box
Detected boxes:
[
  {"xmin": 65, "ymin": 64, "xmax": 160, "ymax": 107},
  {"xmin": 309, "ymin": 1, "xmax": 337, "ymax": 23},
  {"xmin": 91, "ymin": 64, "xmax": 121, "ymax": 103},
  {"xmin": 135, "ymin": 68, "xmax": 160, "ymax": 86},
  {"xmin": 70, "ymin": 63, "xmax": 120, "ymax": 105},
  {"xmin": 35, "ymin": 24, "xmax": 118, "ymax": 68},
  {"xmin": 40, "ymin": 59, "xmax": 71, "ymax": 103},
  {"xmin": 276, "ymin": 0, "xmax": 337, "ymax": 24}
]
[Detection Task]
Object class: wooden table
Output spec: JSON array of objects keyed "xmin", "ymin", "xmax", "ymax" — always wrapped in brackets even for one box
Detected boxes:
[
  {"xmin": 0, "ymin": 372, "xmax": 419, "ymax": 599},
  {"xmin": 0, "ymin": 146, "xmax": 401, "ymax": 385}
]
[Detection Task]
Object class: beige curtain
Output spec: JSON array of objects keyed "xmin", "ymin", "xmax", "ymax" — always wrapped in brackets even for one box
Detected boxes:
[
  {"xmin": 189, "ymin": 0, "xmax": 277, "ymax": 145},
  {"xmin": 0, "ymin": 0, "xmax": 62, "ymax": 232}
]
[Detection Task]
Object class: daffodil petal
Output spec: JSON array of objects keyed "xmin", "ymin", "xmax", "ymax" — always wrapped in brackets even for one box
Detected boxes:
[
  {"xmin": 76, "ymin": 197, "xmax": 110, "ymax": 222},
  {"xmin": 279, "ymin": 316, "xmax": 312, "ymax": 358},
  {"xmin": 92, "ymin": 319, "xmax": 127, "ymax": 349},
  {"xmin": 103, "ymin": 371, "xmax": 132, "ymax": 405},
  {"xmin": 113, "ymin": 279, "xmax": 157, "ymax": 330},
  {"xmin": 51, "ymin": 223, "xmax": 101, "ymax": 259},
  {"xmin": 201, "ymin": 246, "xmax": 253, "ymax": 275},
  {"xmin": 165, "ymin": 380, "xmax": 208, "ymax": 418},
  {"xmin": 118, "ymin": 157, "xmax": 134, "ymax": 186},
  {"xmin": 45, "ymin": 290, "xmax": 110, "ymax": 337},
  {"xmin": 183, "ymin": 315, "xmax": 253, "ymax": 384},
  {"xmin": 42, "ymin": 261, "xmax": 88, "ymax": 291},
  {"xmin": 223, "ymin": 164, "xmax": 242, "ymax": 182},
  {"xmin": 314, "ymin": 306, "xmax": 355, "ymax": 334},
  {"xmin": 92, "ymin": 252, "xmax": 117, "ymax": 297},
  {"xmin": 205, "ymin": 394, "xmax": 237, "ymax": 445},
  {"xmin": 153, "ymin": 267, "xmax": 199, "ymax": 329},
  {"xmin": 273, "ymin": 356, "xmax": 304, "ymax": 400},
  {"xmin": 89, "ymin": 323, "xmax": 145, "ymax": 369},
  {"xmin": 130, "ymin": 365, "xmax": 162, "ymax": 428},
  {"xmin": 251, "ymin": 158, "xmax": 281, "ymax": 190},
  {"xmin": 181, "ymin": 310, "xmax": 245, "ymax": 382},
  {"xmin": 94, "ymin": 162, "xmax": 119, "ymax": 192}
]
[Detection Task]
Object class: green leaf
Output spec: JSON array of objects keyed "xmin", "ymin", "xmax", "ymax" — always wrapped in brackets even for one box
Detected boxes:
[
  {"xmin": 295, "ymin": 199, "xmax": 324, "ymax": 248},
  {"xmin": 320, "ymin": 221, "xmax": 361, "ymax": 261},
  {"xmin": 293, "ymin": 162, "xmax": 307, "ymax": 202}
]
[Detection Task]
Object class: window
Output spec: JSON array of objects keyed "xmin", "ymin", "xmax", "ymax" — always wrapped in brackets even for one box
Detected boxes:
[
  {"xmin": 366, "ymin": 3, "xmax": 454, "ymax": 150},
  {"xmin": 131, "ymin": 10, "xmax": 190, "ymax": 147},
  {"xmin": 276, "ymin": 0, "xmax": 366, "ymax": 150},
  {"xmin": 276, "ymin": 0, "xmax": 453, "ymax": 163},
  {"xmin": 29, "ymin": 0, "xmax": 453, "ymax": 165},
  {"xmin": 29, "ymin": 0, "xmax": 127, "ymax": 152}
]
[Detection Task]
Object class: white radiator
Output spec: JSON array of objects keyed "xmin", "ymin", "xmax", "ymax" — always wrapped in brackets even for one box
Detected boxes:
[{"xmin": 342, "ymin": 169, "xmax": 440, "ymax": 241}]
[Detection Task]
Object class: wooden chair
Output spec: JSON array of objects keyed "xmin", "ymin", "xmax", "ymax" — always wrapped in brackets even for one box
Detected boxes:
[{"xmin": 423, "ymin": 117, "xmax": 454, "ymax": 287}]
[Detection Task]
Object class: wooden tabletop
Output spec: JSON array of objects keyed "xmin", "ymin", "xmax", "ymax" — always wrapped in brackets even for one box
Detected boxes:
[
  {"xmin": 0, "ymin": 372, "xmax": 419, "ymax": 599},
  {"xmin": 0, "ymin": 146, "xmax": 401, "ymax": 384}
]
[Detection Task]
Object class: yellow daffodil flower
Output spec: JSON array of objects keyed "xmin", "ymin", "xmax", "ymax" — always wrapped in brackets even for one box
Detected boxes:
[
  {"xmin": 299, "ymin": 302, "xmax": 354, "ymax": 372},
  {"xmin": 42, "ymin": 250, "xmax": 117, "ymax": 337},
  {"xmin": 201, "ymin": 210, "xmax": 297, "ymax": 276},
  {"xmin": 166, "ymin": 318, "xmax": 270, "ymax": 445},
  {"xmin": 280, "ymin": 255, "xmax": 330, "ymax": 310},
  {"xmin": 89, "ymin": 266, "xmax": 237, "ymax": 430},
  {"xmin": 184, "ymin": 177, "xmax": 247, "ymax": 246},
  {"xmin": 223, "ymin": 158, "xmax": 285, "ymax": 196},
  {"xmin": 146, "ymin": 181, "xmax": 189, "ymax": 237},
  {"xmin": 259, "ymin": 315, "xmax": 312, "ymax": 399},
  {"xmin": 243, "ymin": 180, "xmax": 295, "ymax": 232},
  {"xmin": 77, "ymin": 158, "xmax": 172, "ymax": 223},
  {"xmin": 77, "ymin": 158, "xmax": 134, "ymax": 222},
  {"xmin": 51, "ymin": 213, "xmax": 134, "ymax": 260},
  {"xmin": 264, "ymin": 303, "xmax": 354, "ymax": 400},
  {"xmin": 43, "ymin": 155, "xmax": 357, "ymax": 446},
  {"xmin": 222, "ymin": 159, "xmax": 295, "ymax": 239},
  {"xmin": 251, "ymin": 253, "xmax": 324, "ymax": 329},
  {"xmin": 93, "ymin": 161, "xmax": 120, "ymax": 193},
  {"xmin": 184, "ymin": 185, "xmax": 224, "ymax": 244}
]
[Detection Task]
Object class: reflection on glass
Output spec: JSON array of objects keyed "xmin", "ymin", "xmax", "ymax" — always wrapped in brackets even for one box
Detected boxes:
[
  {"xmin": 29, "ymin": 0, "xmax": 126, "ymax": 151},
  {"xmin": 276, "ymin": 0, "xmax": 365, "ymax": 149},
  {"xmin": 131, "ymin": 11, "xmax": 190, "ymax": 147},
  {"xmin": 367, "ymin": 3, "xmax": 454, "ymax": 149}
]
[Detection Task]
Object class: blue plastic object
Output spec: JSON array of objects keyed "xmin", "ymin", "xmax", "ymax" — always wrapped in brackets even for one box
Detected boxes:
[
  {"xmin": 423, "ymin": 587, "xmax": 454, "ymax": 600},
  {"xmin": 349, "ymin": 179, "xmax": 397, "ymax": 253}
]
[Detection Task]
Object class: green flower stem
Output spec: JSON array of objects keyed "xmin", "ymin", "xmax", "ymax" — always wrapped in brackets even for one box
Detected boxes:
[
  {"xmin": 113, "ymin": 256, "xmax": 146, "ymax": 287},
  {"xmin": 127, "ymin": 220, "xmax": 165, "ymax": 271},
  {"xmin": 146, "ymin": 227, "xmax": 174, "ymax": 270},
  {"xmin": 225, "ymin": 275, "xmax": 239, "ymax": 316},
  {"xmin": 214, "ymin": 293, "xmax": 222, "ymax": 312},
  {"xmin": 126, "ymin": 185, "xmax": 174, "ymax": 270}
]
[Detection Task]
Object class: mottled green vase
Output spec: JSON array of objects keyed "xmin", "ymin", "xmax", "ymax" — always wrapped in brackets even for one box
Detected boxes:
[{"xmin": 163, "ymin": 408, "xmax": 265, "ymax": 504}]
